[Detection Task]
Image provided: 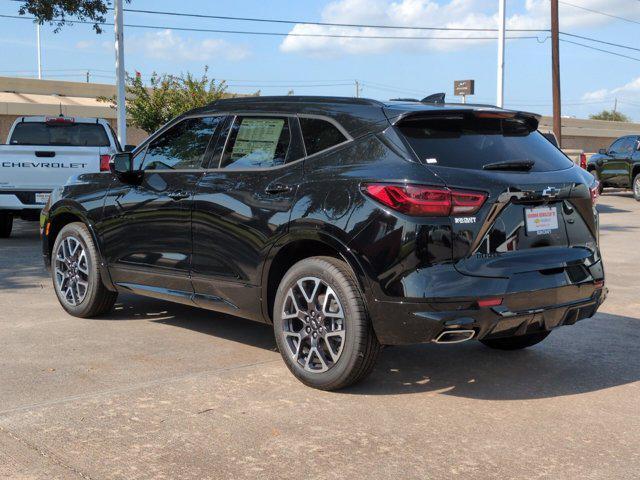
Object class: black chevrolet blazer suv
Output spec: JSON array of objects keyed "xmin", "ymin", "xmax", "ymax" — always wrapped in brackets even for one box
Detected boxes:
[{"xmin": 41, "ymin": 96, "xmax": 606, "ymax": 390}]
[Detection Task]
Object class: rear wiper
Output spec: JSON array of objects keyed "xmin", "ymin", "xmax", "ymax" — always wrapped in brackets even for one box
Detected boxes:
[{"xmin": 482, "ymin": 160, "xmax": 535, "ymax": 171}]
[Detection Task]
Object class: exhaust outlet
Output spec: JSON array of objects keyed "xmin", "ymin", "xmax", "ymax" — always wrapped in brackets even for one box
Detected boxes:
[{"xmin": 433, "ymin": 329, "xmax": 475, "ymax": 344}]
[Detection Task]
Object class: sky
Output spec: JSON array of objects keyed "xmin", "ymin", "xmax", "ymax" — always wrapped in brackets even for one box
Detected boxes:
[{"xmin": 1, "ymin": 0, "xmax": 639, "ymax": 120}]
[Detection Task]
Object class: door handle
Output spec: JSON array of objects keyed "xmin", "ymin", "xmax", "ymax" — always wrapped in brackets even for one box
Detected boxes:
[
  {"xmin": 168, "ymin": 190, "xmax": 190, "ymax": 200},
  {"xmin": 265, "ymin": 183, "xmax": 293, "ymax": 195}
]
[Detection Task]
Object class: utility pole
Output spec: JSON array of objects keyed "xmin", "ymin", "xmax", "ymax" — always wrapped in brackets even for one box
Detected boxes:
[
  {"xmin": 115, "ymin": 0, "xmax": 127, "ymax": 147},
  {"xmin": 355, "ymin": 80, "xmax": 360, "ymax": 98},
  {"xmin": 496, "ymin": 0, "xmax": 505, "ymax": 108},
  {"xmin": 551, "ymin": 0, "xmax": 562, "ymax": 147},
  {"xmin": 36, "ymin": 23, "xmax": 42, "ymax": 79},
  {"xmin": 613, "ymin": 98, "xmax": 618, "ymax": 115}
]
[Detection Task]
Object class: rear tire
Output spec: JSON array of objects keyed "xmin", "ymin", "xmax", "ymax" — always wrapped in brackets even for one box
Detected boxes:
[
  {"xmin": 0, "ymin": 213, "xmax": 13, "ymax": 238},
  {"xmin": 273, "ymin": 256, "xmax": 380, "ymax": 391},
  {"xmin": 51, "ymin": 222, "xmax": 117, "ymax": 318},
  {"xmin": 633, "ymin": 173, "xmax": 640, "ymax": 201},
  {"xmin": 480, "ymin": 331, "xmax": 550, "ymax": 350}
]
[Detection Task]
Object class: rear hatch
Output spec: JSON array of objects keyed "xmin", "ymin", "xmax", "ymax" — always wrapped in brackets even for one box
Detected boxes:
[{"xmin": 394, "ymin": 109, "xmax": 599, "ymax": 279}]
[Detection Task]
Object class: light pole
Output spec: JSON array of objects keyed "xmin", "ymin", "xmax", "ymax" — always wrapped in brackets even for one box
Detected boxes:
[
  {"xmin": 114, "ymin": 0, "xmax": 126, "ymax": 147},
  {"xmin": 551, "ymin": 0, "xmax": 562, "ymax": 146},
  {"xmin": 496, "ymin": 0, "xmax": 506, "ymax": 108},
  {"xmin": 36, "ymin": 23, "xmax": 42, "ymax": 79}
]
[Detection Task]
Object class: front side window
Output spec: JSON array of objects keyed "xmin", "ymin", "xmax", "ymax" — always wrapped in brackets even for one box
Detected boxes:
[
  {"xmin": 299, "ymin": 117, "xmax": 348, "ymax": 156},
  {"xmin": 141, "ymin": 116, "xmax": 221, "ymax": 171},
  {"xmin": 221, "ymin": 116, "xmax": 291, "ymax": 169},
  {"xmin": 609, "ymin": 138, "xmax": 628, "ymax": 154}
]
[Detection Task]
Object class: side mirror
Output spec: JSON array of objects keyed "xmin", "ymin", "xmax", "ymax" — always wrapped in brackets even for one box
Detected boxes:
[
  {"xmin": 110, "ymin": 152, "xmax": 133, "ymax": 174},
  {"xmin": 598, "ymin": 148, "xmax": 608, "ymax": 155},
  {"xmin": 123, "ymin": 144, "xmax": 136, "ymax": 152}
]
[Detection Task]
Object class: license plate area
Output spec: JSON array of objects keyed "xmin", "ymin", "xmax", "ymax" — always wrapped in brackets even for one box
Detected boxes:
[
  {"xmin": 525, "ymin": 206, "xmax": 558, "ymax": 235},
  {"xmin": 35, "ymin": 192, "xmax": 50, "ymax": 204}
]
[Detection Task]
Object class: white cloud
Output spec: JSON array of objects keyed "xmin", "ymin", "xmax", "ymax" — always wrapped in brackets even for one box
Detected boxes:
[
  {"xmin": 75, "ymin": 40, "xmax": 95, "ymax": 50},
  {"xmin": 138, "ymin": 30, "xmax": 250, "ymax": 62},
  {"xmin": 583, "ymin": 77, "xmax": 640, "ymax": 103},
  {"xmin": 280, "ymin": 0, "xmax": 639, "ymax": 57}
]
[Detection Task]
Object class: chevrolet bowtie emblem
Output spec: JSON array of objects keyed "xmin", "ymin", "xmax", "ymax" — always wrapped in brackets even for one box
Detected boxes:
[{"xmin": 542, "ymin": 187, "xmax": 559, "ymax": 198}]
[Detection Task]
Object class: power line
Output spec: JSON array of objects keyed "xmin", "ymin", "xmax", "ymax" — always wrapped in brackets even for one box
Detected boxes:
[
  {"xmin": 117, "ymin": 7, "xmax": 549, "ymax": 33},
  {"xmin": 0, "ymin": 15, "xmax": 542, "ymax": 40},
  {"xmin": 560, "ymin": 38, "xmax": 640, "ymax": 62},
  {"xmin": 559, "ymin": 1, "xmax": 640, "ymax": 26},
  {"xmin": 560, "ymin": 32, "xmax": 640, "ymax": 53}
]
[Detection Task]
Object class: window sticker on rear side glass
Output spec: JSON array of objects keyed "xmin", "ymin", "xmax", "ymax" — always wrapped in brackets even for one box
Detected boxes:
[{"xmin": 230, "ymin": 119, "xmax": 284, "ymax": 163}]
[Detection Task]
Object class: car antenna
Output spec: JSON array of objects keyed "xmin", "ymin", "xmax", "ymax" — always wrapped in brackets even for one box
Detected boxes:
[
  {"xmin": 421, "ymin": 93, "xmax": 446, "ymax": 104},
  {"xmin": 59, "ymin": 102, "xmax": 64, "ymax": 117}
]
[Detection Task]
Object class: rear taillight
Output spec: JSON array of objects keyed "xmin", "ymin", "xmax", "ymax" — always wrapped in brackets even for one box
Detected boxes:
[
  {"xmin": 100, "ymin": 154, "xmax": 111, "ymax": 172},
  {"xmin": 580, "ymin": 153, "xmax": 587, "ymax": 169},
  {"xmin": 362, "ymin": 183, "xmax": 487, "ymax": 217},
  {"xmin": 589, "ymin": 181, "xmax": 599, "ymax": 205}
]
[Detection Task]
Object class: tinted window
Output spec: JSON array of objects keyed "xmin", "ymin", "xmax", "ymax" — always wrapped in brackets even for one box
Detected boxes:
[
  {"xmin": 299, "ymin": 117, "xmax": 347, "ymax": 156},
  {"xmin": 608, "ymin": 138, "xmax": 626, "ymax": 154},
  {"xmin": 141, "ymin": 116, "xmax": 221, "ymax": 171},
  {"xmin": 398, "ymin": 116, "xmax": 574, "ymax": 172},
  {"xmin": 10, "ymin": 122, "xmax": 110, "ymax": 147},
  {"xmin": 221, "ymin": 116, "xmax": 291, "ymax": 169}
]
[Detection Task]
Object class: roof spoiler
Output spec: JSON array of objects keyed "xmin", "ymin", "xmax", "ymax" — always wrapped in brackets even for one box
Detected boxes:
[
  {"xmin": 395, "ymin": 108, "xmax": 541, "ymax": 131},
  {"xmin": 421, "ymin": 93, "xmax": 446, "ymax": 104}
]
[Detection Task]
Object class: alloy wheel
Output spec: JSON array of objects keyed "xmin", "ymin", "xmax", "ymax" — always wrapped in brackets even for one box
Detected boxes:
[
  {"xmin": 281, "ymin": 277, "xmax": 346, "ymax": 373},
  {"xmin": 54, "ymin": 236, "xmax": 90, "ymax": 306},
  {"xmin": 634, "ymin": 176, "xmax": 640, "ymax": 198}
]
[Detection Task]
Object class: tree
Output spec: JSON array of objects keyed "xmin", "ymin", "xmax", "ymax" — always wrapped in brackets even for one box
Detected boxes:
[
  {"xmin": 100, "ymin": 68, "xmax": 232, "ymax": 133},
  {"xmin": 589, "ymin": 110, "xmax": 631, "ymax": 122},
  {"xmin": 16, "ymin": 0, "xmax": 127, "ymax": 33}
]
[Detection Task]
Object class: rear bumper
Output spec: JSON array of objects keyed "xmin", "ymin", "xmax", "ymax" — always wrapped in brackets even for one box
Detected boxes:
[
  {"xmin": 368, "ymin": 257, "xmax": 606, "ymax": 345},
  {"xmin": 0, "ymin": 191, "xmax": 49, "ymax": 217}
]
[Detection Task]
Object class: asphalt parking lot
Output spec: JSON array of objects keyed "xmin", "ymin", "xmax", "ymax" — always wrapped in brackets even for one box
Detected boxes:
[{"xmin": 1, "ymin": 192, "xmax": 639, "ymax": 480}]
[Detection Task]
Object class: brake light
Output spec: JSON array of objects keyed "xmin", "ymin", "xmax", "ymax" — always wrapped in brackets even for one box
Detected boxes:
[
  {"xmin": 362, "ymin": 184, "xmax": 487, "ymax": 217},
  {"xmin": 45, "ymin": 116, "xmax": 75, "ymax": 124},
  {"xmin": 100, "ymin": 154, "xmax": 111, "ymax": 172},
  {"xmin": 579, "ymin": 153, "xmax": 587, "ymax": 169},
  {"xmin": 589, "ymin": 181, "xmax": 599, "ymax": 205}
]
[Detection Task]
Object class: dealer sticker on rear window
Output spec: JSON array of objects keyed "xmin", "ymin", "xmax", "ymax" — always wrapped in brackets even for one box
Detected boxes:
[{"xmin": 525, "ymin": 206, "xmax": 558, "ymax": 235}]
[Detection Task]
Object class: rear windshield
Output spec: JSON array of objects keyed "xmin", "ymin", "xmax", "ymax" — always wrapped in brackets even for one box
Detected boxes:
[
  {"xmin": 397, "ymin": 116, "xmax": 574, "ymax": 172},
  {"xmin": 9, "ymin": 122, "xmax": 110, "ymax": 147}
]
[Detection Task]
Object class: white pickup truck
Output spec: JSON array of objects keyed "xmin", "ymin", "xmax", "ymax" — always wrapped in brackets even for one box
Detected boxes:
[{"xmin": 0, "ymin": 116, "xmax": 121, "ymax": 237}]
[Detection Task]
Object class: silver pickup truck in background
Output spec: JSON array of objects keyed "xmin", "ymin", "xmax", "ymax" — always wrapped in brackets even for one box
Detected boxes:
[{"xmin": 0, "ymin": 116, "xmax": 121, "ymax": 238}]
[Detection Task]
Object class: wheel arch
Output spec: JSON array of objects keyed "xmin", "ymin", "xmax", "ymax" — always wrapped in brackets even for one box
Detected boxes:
[
  {"xmin": 261, "ymin": 230, "xmax": 370, "ymax": 324},
  {"xmin": 45, "ymin": 202, "xmax": 116, "ymax": 291}
]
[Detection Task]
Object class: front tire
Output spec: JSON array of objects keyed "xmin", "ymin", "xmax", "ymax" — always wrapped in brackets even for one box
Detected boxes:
[
  {"xmin": 0, "ymin": 213, "xmax": 13, "ymax": 238},
  {"xmin": 273, "ymin": 256, "xmax": 380, "ymax": 390},
  {"xmin": 480, "ymin": 331, "xmax": 550, "ymax": 350},
  {"xmin": 51, "ymin": 222, "xmax": 117, "ymax": 318},
  {"xmin": 633, "ymin": 173, "xmax": 640, "ymax": 201}
]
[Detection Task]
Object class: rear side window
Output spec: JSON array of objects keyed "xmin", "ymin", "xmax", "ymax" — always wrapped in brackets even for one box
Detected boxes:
[
  {"xmin": 397, "ymin": 116, "xmax": 574, "ymax": 172},
  {"xmin": 10, "ymin": 122, "xmax": 110, "ymax": 147},
  {"xmin": 221, "ymin": 116, "xmax": 291, "ymax": 169},
  {"xmin": 299, "ymin": 117, "xmax": 347, "ymax": 156},
  {"xmin": 141, "ymin": 116, "xmax": 221, "ymax": 170}
]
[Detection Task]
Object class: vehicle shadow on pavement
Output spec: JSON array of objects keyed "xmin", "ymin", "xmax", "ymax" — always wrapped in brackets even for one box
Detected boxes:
[
  {"xmin": 100, "ymin": 293, "xmax": 277, "ymax": 352},
  {"xmin": 349, "ymin": 312, "xmax": 640, "ymax": 399},
  {"xmin": 96, "ymin": 295, "xmax": 639, "ymax": 401}
]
